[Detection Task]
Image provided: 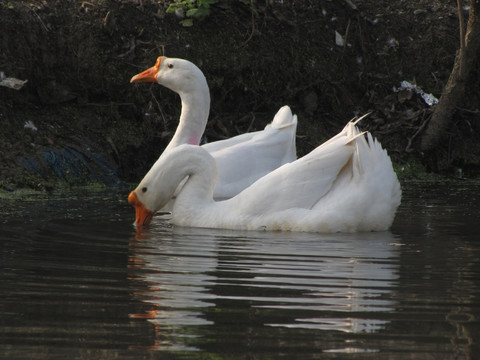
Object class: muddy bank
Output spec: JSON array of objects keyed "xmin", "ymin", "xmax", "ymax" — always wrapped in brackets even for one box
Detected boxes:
[{"xmin": 1, "ymin": 0, "xmax": 479, "ymax": 191}]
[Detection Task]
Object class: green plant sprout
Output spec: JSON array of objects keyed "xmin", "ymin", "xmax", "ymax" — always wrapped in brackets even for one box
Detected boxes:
[{"xmin": 166, "ymin": 0, "xmax": 218, "ymax": 27}]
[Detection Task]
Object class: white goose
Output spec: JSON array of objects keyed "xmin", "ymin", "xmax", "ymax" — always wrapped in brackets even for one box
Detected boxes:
[
  {"xmin": 128, "ymin": 116, "xmax": 401, "ymax": 232},
  {"xmin": 131, "ymin": 56, "xmax": 297, "ymax": 199}
]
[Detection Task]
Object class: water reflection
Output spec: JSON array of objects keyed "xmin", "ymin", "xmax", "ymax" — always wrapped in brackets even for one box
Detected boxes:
[
  {"xmin": 128, "ymin": 225, "xmax": 401, "ymax": 351},
  {"xmin": 391, "ymin": 182, "xmax": 480, "ymax": 360},
  {"xmin": 0, "ymin": 183, "xmax": 479, "ymax": 359}
]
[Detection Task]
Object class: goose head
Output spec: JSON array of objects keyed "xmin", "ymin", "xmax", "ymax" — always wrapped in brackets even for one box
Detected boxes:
[
  {"xmin": 130, "ymin": 56, "xmax": 208, "ymax": 95},
  {"xmin": 127, "ymin": 150, "xmax": 183, "ymax": 226},
  {"xmin": 128, "ymin": 190, "xmax": 155, "ymax": 227},
  {"xmin": 128, "ymin": 145, "xmax": 217, "ymax": 227}
]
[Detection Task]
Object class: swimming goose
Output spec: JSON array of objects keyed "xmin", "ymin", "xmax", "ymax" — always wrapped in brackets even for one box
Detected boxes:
[
  {"xmin": 131, "ymin": 56, "xmax": 297, "ymax": 199},
  {"xmin": 128, "ymin": 116, "xmax": 401, "ymax": 232}
]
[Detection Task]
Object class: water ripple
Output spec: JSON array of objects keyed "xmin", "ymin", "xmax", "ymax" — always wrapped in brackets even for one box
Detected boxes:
[{"xmin": 1, "ymin": 184, "xmax": 479, "ymax": 359}]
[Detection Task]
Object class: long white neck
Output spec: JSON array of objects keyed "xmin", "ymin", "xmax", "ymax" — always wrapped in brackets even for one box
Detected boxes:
[
  {"xmin": 138, "ymin": 145, "xmax": 216, "ymax": 214},
  {"xmin": 164, "ymin": 82, "xmax": 210, "ymax": 152},
  {"xmin": 175, "ymin": 146, "xmax": 217, "ymax": 203}
]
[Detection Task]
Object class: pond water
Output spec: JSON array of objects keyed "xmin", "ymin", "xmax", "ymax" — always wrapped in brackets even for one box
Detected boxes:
[{"xmin": 0, "ymin": 182, "xmax": 479, "ymax": 359}]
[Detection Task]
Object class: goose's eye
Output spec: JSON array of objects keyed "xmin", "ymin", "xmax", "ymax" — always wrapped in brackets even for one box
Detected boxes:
[
  {"xmin": 167, "ymin": 63, "xmax": 174, "ymax": 69},
  {"xmin": 141, "ymin": 187, "xmax": 148, "ymax": 193}
]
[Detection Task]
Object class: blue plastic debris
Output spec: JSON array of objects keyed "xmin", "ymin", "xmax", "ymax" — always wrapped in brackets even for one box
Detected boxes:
[{"xmin": 17, "ymin": 138, "xmax": 120, "ymax": 186}]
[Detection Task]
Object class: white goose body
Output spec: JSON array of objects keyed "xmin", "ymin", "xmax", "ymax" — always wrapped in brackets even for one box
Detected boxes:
[
  {"xmin": 128, "ymin": 119, "xmax": 401, "ymax": 233},
  {"xmin": 131, "ymin": 57, "xmax": 297, "ymax": 199}
]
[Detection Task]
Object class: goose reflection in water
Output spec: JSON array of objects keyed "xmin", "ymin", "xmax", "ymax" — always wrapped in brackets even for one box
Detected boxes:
[{"xmin": 127, "ymin": 226, "xmax": 400, "ymax": 351}]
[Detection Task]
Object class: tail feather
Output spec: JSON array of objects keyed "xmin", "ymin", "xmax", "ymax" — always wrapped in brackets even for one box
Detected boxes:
[
  {"xmin": 351, "ymin": 111, "xmax": 372, "ymax": 126},
  {"xmin": 267, "ymin": 105, "xmax": 297, "ymax": 129}
]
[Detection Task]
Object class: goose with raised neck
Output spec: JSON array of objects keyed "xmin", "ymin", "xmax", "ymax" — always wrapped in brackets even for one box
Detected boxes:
[{"xmin": 131, "ymin": 56, "xmax": 297, "ymax": 199}]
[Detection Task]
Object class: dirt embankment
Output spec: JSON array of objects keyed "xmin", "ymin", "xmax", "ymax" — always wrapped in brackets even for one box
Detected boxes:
[{"xmin": 1, "ymin": 0, "xmax": 479, "ymax": 191}]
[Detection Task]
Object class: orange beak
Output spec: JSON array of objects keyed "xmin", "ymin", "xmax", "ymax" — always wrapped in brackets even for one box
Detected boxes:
[
  {"xmin": 130, "ymin": 56, "xmax": 164, "ymax": 83},
  {"xmin": 128, "ymin": 191, "xmax": 155, "ymax": 226}
]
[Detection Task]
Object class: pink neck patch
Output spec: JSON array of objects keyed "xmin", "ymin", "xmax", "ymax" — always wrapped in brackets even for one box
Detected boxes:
[{"xmin": 188, "ymin": 133, "xmax": 200, "ymax": 145}]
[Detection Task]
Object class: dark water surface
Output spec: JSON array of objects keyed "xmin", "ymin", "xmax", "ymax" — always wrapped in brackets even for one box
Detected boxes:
[{"xmin": 1, "ymin": 183, "xmax": 479, "ymax": 359}]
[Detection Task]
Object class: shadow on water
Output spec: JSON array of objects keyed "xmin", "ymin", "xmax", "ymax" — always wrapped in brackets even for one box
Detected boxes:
[{"xmin": 0, "ymin": 182, "xmax": 479, "ymax": 359}]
